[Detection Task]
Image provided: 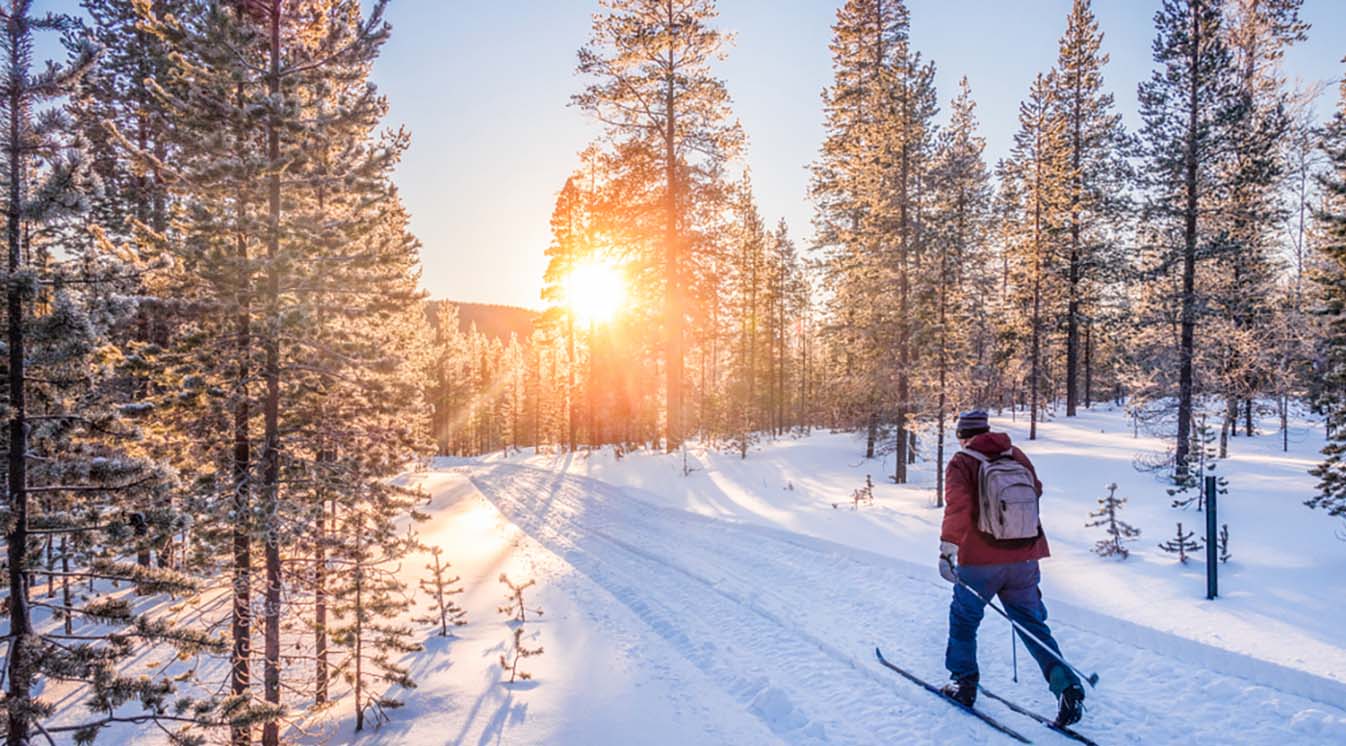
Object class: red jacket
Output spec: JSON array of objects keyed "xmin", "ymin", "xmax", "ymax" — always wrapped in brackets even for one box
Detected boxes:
[{"xmin": 940, "ymin": 432, "xmax": 1051, "ymax": 565}]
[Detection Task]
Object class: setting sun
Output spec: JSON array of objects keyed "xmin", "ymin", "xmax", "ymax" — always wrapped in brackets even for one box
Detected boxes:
[{"xmin": 565, "ymin": 258, "xmax": 626, "ymax": 325}]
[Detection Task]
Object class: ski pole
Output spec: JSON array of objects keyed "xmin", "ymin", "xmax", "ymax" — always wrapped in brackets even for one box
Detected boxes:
[
  {"xmin": 1011, "ymin": 626, "xmax": 1018, "ymax": 683},
  {"xmin": 956, "ymin": 575, "xmax": 1100, "ymax": 688}
]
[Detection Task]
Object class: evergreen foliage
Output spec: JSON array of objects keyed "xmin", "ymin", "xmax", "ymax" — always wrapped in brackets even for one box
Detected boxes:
[
  {"xmin": 1158, "ymin": 522, "xmax": 1202, "ymax": 563},
  {"xmin": 851, "ymin": 474, "xmax": 875, "ymax": 511},
  {"xmin": 498, "ymin": 574, "xmax": 543, "ymax": 624},
  {"xmin": 1167, "ymin": 413, "xmax": 1229, "ymax": 509},
  {"xmin": 499, "ymin": 627, "xmax": 544, "ymax": 685},
  {"xmin": 417, "ymin": 546, "xmax": 467, "ymax": 637},
  {"xmin": 1086, "ymin": 483, "xmax": 1140, "ymax": 558}
]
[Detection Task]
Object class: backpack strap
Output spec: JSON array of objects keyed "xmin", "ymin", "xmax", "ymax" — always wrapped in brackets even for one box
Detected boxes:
[
  {"xmin": 961, "ymin": 447, "xmax": 1016, "ymax": 464},
  {"xmin": 960, "ymin": 448, "xmax": 990, "ymax": 463}
]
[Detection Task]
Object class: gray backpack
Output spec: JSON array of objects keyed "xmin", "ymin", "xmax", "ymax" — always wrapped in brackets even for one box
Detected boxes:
[{"xmin": 961, "ymin": 448, "xmax": 1040, "ymax": 541}]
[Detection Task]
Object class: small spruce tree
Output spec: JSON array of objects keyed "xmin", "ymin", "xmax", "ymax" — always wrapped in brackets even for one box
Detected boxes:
[
  {"xmin": 417, "ymin": 546, "xmax": 467, "ymax": 637},
  {"xmin": 852, "ymin": 474, "xmax": 875, "ymax": 510},
  {"xmin": 1168, "ymin": 414, "xmax": 1228, "ymax": 509},
  {"xmin": 498, "ymin": 573, "xmax": 543, "ymax": 623},
  {"xmin": 1086, "ymin": 483, "xmax": 1141, "ymax": 558},
  {"xmin": 499, "ymin": 627, "xmax": 544, "ymax": 685},
  {"xmin": 1158, "ymin": 522, "xmax": 1201, "ymax": 564}
]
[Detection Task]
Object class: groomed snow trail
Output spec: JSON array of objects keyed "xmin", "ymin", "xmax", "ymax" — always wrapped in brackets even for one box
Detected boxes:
[{"xmin": 467, "ymin": 463, "xmax": 1346, "ymax": 746}]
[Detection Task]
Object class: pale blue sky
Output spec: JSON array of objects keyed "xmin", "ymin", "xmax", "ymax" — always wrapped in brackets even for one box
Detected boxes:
[{"xmin": 42, "ymin": 1, "xmax": 1346, "ymax": 308}]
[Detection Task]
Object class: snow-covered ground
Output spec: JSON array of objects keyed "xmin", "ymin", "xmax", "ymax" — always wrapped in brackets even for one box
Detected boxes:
[
  {"xmin": 77, "ymin": 405, "xmax": 1346, "ymax": 744},
  {"xmin": 305, "ymin": 405, "xmax": 1346, "ymax": 745}
]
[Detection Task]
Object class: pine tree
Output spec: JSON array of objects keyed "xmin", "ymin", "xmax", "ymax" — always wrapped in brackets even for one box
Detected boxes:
[
  {"xmin": 1051, "ymin": 0, "xmax": 1130, "ymax": 417},
  {"xmin": 129, "ymin": 1, "xmax": 420, "ymax": 741},
  {"xmin": 1308, "ymin": 64, "xmax": 1346, "ymax": 524},
  {"xmin": 0, "ymin": 5, "xmax": 243, "ymax": 743},
  {"xmin": 922, "ymin": 77, "xmax": 991, "ymax": 503},
  {"xmin": 1086, "ymin": 483, "xmax": 1140, "ymax": 558},
  {"xmin": 1158, "ymin": 522, "xmax": 1202, "ymax": 563},
  {"xmin": 726, "ymin": 175, "xmax": 767, "ymax": 458},
  {"xmin": 1136, "ymin": 0, "xmax": 1243, "ymax": 481},
  {"xmin": 1001, "ymin": 71, "xmax": 1069, "ymax": 440},
  {"xmin": 498, "ymin": 574, "xmax": 543, "ymax": 624},
  {"xmin": 1208, "ymin": 0, "xmax": 1303, "ymax": 448},
  {"xmin": 851, "ymin": 474, "xmax": 875, "ymax": 510},
  {"xmin": 328, "ymin": 506, "xmax": 422, "ymax": 732},
  {"xmin": 417, "ymin": 546, "xmax": 467, "ymax": 637},
  {"xmin": 573, "ymin": 0, "xmax": 744, "ymax": 453},
  {"xmin": 1168, "ymin": 412, "xmax": 1228, "ymax": 508},
  {"xmin": 811, "ymin": 0, "xmax": 937, "ymax": 478},
  {"xmin": 499, "ymin": 627, "xmax": 544, "ymax": 685}
]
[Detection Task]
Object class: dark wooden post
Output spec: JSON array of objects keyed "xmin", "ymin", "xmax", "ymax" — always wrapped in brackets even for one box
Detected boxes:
[{"xmin": 1205, "ymin": 475, "xmax": 1218, "ymax": 600}]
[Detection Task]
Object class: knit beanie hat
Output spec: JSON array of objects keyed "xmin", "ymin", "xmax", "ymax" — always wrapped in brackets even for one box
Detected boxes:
[{"xmin": 956, "ymin": 410, "xmax": 990, "ymax": 440}]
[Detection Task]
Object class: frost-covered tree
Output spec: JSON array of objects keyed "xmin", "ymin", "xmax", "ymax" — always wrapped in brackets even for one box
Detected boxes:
[
  {"xmin": 811, "ymin": 0, "xmax": 937, "ymax": 475},
  {"xmin": 921, "ymin": 77, "xmax": 991, "ymax": 502},
  {"xmin": 1000, "ymin": 71, "xmax": 1069, "ymax": 440},
  {"xmin": 0, "ymin": 4, "xmax": 239, "ymax": 744},
  {"xmin": 726, "ymin": 175, "xmax": 767, "ymax": 458},
  {"xmin": 1086, "ymin": 483, "xmax": 1140, "ymax": 558},
  {"xmin": 416, "ymin": 546, "xmax": 466, "ymax": 637},
  {"xmin": 573, "ymin": 0, "xmax": 744, "ymax": 453},
  {"xmin": 1136, "ymin": 0, "xmax": 1243, "ymax": 480},
  {"xmin": 328, "ymin": 494, "xmax": 423, "ymax": 732},
  {"xmin": 1168, "ymin": 412, "xmax": 1228, "ymax": 509},
  {"xmin": 1051, "ymin": 0, "xmax": 1131, "ymax": 416},
  {"xmin": 1308, "ymin": 65, "xmax": 1346, "ymax": 526}
]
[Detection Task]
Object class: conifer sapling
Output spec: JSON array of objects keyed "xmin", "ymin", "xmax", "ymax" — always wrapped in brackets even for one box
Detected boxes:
[
  {"xmin": 852, "ymin": 474, "xmax": 875, "ymax": 510},
  {"xmin": 1086, "ymin": 482, "xmax": 1141, "ymax": 558},
  {"xmin": 417, "ymin": 546, "xmax": 467, "ymax": 636},
  {"xmin": 1158, "ymin": 522, "xmax": 1201, "ymax": 564},
  {"xmin": 500, "ymin": 626, "xmax": 544, "ymax": 684},
  {"xmin": 499, "ymin": 573, "xmax": 543, "ymax": 623}
]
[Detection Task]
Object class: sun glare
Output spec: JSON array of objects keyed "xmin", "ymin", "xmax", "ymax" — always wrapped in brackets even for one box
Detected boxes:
[{"xmin": 565, "ymin": 259, "xmax": 626, "ymax": 325}]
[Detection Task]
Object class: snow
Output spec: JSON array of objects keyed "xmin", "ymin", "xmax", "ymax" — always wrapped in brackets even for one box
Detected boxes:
[{"xmin": 96, "ymin": 405, "xmax": 1346, "ymax": 744}]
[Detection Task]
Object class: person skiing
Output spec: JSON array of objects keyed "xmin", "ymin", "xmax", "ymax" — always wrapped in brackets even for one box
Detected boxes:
[{"xmin": 937, "ymin": 410, "xmax": 1086, "ymax": 727}]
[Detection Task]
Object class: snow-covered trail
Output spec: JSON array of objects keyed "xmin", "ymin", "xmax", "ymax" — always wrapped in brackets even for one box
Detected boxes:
[{"xmin": 466, "ymin": 462, "xmax": 1346, "ymax": 745}]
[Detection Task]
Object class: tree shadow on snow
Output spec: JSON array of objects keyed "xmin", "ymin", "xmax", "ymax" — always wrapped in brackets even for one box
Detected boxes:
[
  {"xmin": 450, "ymin": 662, "xmax": 533, "ymax": 746},
  {"xmin": 478, "ymin": 691, "xmax": 529, "ymax": 746}
]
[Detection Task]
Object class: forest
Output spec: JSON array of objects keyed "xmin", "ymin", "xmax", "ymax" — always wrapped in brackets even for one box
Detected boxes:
[{"xmin": 1, "ymin": 0, "xmax": 1346, "ymax": 744}]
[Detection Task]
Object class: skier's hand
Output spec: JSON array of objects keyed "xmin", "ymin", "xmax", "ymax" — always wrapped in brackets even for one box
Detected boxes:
[{"xmin": 938, "ymin": 541, "xmax": 959, "ymax": 584}]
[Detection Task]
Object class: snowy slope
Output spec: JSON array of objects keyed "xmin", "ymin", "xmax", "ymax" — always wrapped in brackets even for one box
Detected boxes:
[
  {"xmin": 508, "ymin": 406, "xmax": 1346, "ymax": 696},
  {"xmin": 94, "ymin": 406, "xmax": 1346, "ymax": 745}
]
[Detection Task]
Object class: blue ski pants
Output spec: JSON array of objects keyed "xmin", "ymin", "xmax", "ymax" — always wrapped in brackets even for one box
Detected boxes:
[{"xmin": 945, "ymin": 559, "xmax": 1080, "ymax": 695}]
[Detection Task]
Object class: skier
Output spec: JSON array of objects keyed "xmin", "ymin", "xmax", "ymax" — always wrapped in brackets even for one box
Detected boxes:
[{"xmin": 937, "ymin": 410, "xmax": 1086, "ymax": 727}]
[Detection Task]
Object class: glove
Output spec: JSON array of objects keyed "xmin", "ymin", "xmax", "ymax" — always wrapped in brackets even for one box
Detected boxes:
[{"xmin": 938, "ymin": 541, "xmax": 959, "ymax": 584}]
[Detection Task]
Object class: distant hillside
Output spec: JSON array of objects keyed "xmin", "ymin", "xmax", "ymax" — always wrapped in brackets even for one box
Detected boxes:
[{"xmin": 426, "ymin": 300, "xmax": 538, "ymax": 342}]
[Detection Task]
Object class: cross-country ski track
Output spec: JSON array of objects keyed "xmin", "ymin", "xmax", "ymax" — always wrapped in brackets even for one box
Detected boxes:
[{"xmin": 365, "ymin": 460, "xmax": 1346, "ymax": 745}]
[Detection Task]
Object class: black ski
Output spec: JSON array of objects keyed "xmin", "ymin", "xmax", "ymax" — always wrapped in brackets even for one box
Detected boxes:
[
  {"xmin": 977, "ymin": 686, "xmax": 1099, "ymax": 746},
  {"xmin": 874, "ymin": 648, "xmax": 1032, "ymax": 744}
]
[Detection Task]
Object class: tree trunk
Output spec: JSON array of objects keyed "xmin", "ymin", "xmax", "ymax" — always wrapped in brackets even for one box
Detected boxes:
[
  {"xmin": 230, "ymin": 94, "xmax": 252, "ymax": 743},
  {"xmin": 353, "ymin": 523, "xmax": 366, "ymax": 732},
  {"xmin": 1065, "ymin": 65, "xmax": 1084, "ymax": 417},
  {"xmin": 61, "ymin": 537, "xmax": 71, "ymax": 636},
  {"xmin": 314, "ymin": 512, "xmax": 328, "ymax": 705},
  {"xmin": 663, "ymin": 18, "xmax": 682, "ymax": 453},
  {"xmin": 865, "ymin": 410, "xmax": 877, "ymax": 460},
  {"xmin": 1174, "ymin": 5, "xmax": 1201, "ymax": 482},
  {"xmin": 261, "ymin": 9, "xmax": 284, "ymax": 745},
  {"xmin": 5, "ymin": 26, "xmax": 34, "ymax": 739},
  {"xmin": 1084, "ymin": 321, "xmax": 1093, "ymax": 408}
]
